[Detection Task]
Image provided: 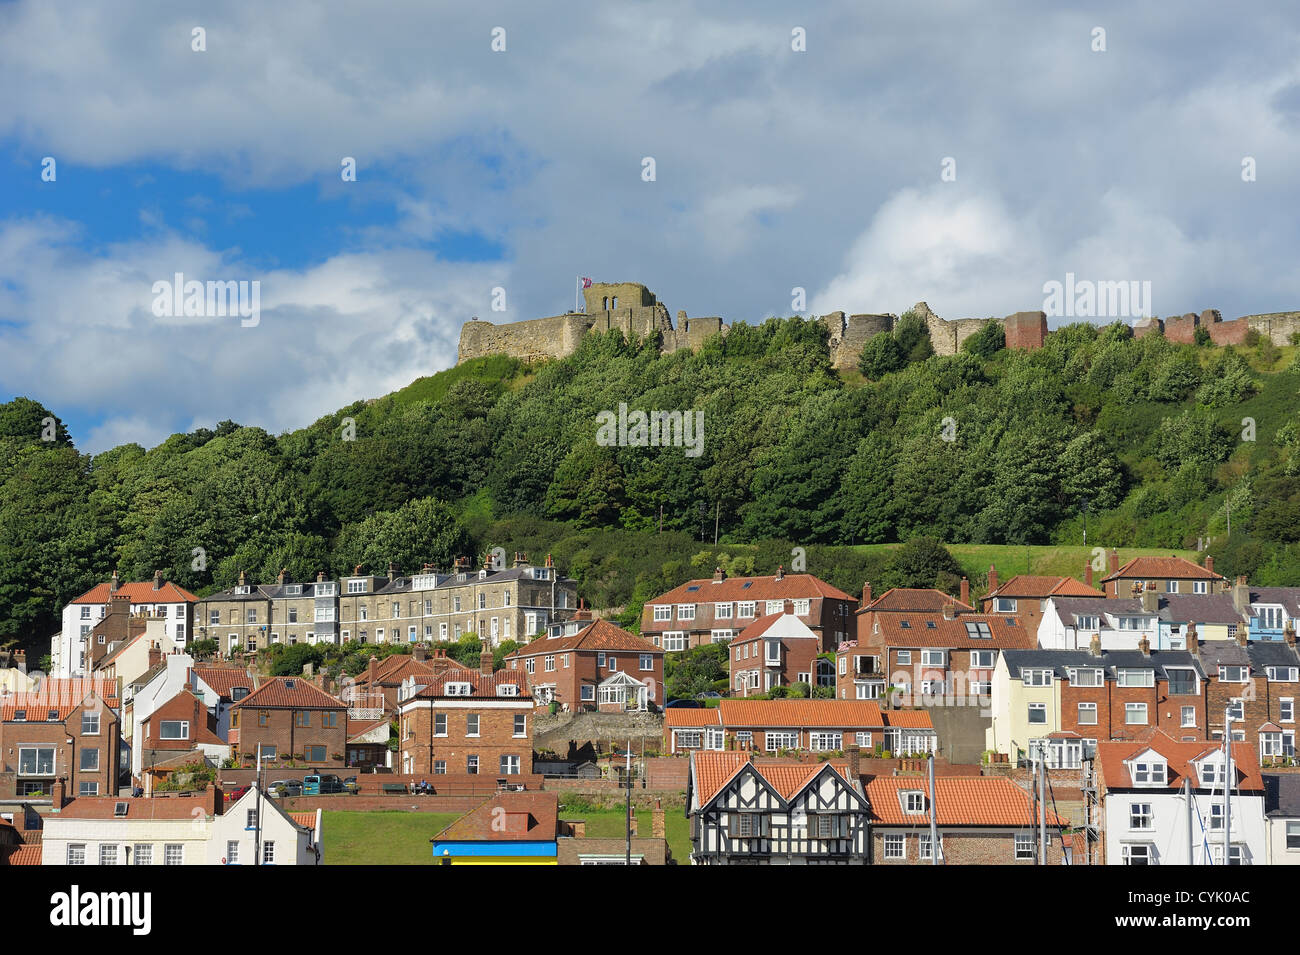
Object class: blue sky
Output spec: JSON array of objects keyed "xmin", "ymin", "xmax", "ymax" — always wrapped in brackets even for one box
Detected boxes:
[{"xmin": 2, "ymin": 1, "xmax": 1300, "ymax": 451}]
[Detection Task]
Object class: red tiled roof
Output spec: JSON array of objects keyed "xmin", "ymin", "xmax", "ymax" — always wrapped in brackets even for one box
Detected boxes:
[
  {"xmin": 70, "ymin": 581, "xmax": 198, "ymax": 604},
  {"xmin": 142, "ymin": 690, "xmax": 225, "ymax": 745},
  {"xmin": 881, "ymin": 710, "xmax": 936, "ymax": 728},
  {"xmin": 664, "ymin": 708, "xmax": 723, "ymax": 728},
  {"xmin": 871, "ymin": 613, "xmax": 1038, "ymax": 649},
  {"xmin": 347, "ymin": 717, "xmax": 391, "ymax": 742},
  {"xmin": 409, "ymin": 670, "xmax": 530, "ymax": 701},
  {"xmin": 987, "ymin": 575, "xmax": 1105, "ymax": 600},
  {"xmin": 432, "ymin": 792, "xmax": 558, "ymax": 843},
  {"xmin": 360, "ymin": 655, "xmax": 444, "ymax": 687},
  {"xmin": 505, "ymin": 619, "xmax": 660, "ymax": 658},
  {"xmin": 720, "ymin": 699, "xmax": 894, "ymax": 729},
  {"xmin": 691, "ymin": 751, "xmax": 856, "ymax": 804},
  {"xmin": 4, "ymin": 845, "xmax": 42, "ymax": 865},
  {"xmin": 732, "ymin": 612, "xmax": 820, "ymax": 643},
  {"xmin": 55, "ymin": 796, "xmax": 212, "ymax": 820},
  {"xmin": 231, "ymin": 677, "xmax": 344, "ymax": 710},
  {"xmin": 1102, "ymin": 556, "xmax": 1224, "ymax": 583},
  {"xmin": 861, "ymin": 588, "xmax": 972, "ymax": 614},
  {"xmin": 866, "ymin": 776, "xmax": 1067, "ymax": 827},
  {"xmin": 289, "ymin": 812, "xmax": 317, "ymax": 829},
  {"xmin": 1097, "ymin": 730, "xmax": 1264, "ymax": 791},
  {"xmin": 649, "ymin": 573, "xmax": 855, "ymax": 607},
  {"xmin": 192, "ymin": 667, "xmax": 256, "ymax": 698},
  {"xmin": 1, "ymin": 680, "xmax": 119, "ymax": 721}
]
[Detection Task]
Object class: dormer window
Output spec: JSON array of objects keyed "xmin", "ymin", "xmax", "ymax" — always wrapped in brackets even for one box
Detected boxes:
[
  {"xmin": 901, "ymin": 790, "xmax": 926, "ymax": 814},
  {"xmin": 496, "ymin": 684, "xmax": 519, "ymax": 697},
  {"xmin": 1022, "ymin": 669, "xmax": 1052, "ymax": 687},
  {"xmin": 1070, "ymin": 668, "xmax": 1103, "ymax": 687},
  {"xmin": 1075, "ymin": 615, "xmax": 1099, "ymax": 631},
  {"xmin": 13, "ymin": 709, "xmax": 25, "ymax": 721},
  {"xmin": 1116, "ymin": 669, "xmax": 1154, "ymax": 688},
  {"xmin": 1132, "ymin": 760, "xmax": 1166, "ymax": 785},
  {"xmin": 1219, "ymin": 666, "xmax": 1248, "ymax": 683},
  {"xmin": 235, "ymin": 585, "xmax": 251, "ymax": 595},
  {"xmin": 965, "ymin": 622, "xmax": 992, "ymax": 639},
  {"xmin": 1199, "ymin": 759, "xmax": 1227, "ymax": 787},
  {"xmin": 994, "ymin": 598, "xmax": 1016, "ymax": 613},
  {"xmin": 285, "ymin": 584, "xmax": 302, "ymax": 596},
  {"xmin": 445, "ymin": 682, "xmax": 472, "ymax": 696}
]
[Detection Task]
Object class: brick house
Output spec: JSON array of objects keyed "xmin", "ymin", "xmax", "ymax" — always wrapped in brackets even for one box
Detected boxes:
[
  {"xmin": 665, "ymin": 699, "xmax": 936, "ymax": 756},
  {"xmin": 230, "ymin": 677, "xmax": 347, "ymax": 768},
  {"xmin": 1100, "ymin": 552, "xmax": 1225, "ymax": 598},
  {"xmin": 640, "ymin": 567, "xmax": 856, "ymax": 653},
  {"xmin": 981, "ymin": 565, "xmax": 1105, "ymax": 634},
  {"xmin": 352, "ymin": 646, "xmax": 470, "ymax": 715},
  {"xmin": 728, "ymin": 609, "xmax": 826, "ymax": 697},
  {"xmin": 137, "ymin": 689, "xmax": 229, "ymax": 770},
  {"xmin": 0, "ymin": 680, "xmax": 120, "ymax": 798},
  {"xmin": 397, "ymin": 652, "xmax": 533, "ymax": 778},
  {"xmin": 866, "ymin": 775, "xmax": 1068, "ymax": 865},
  {"xmin": 990, "ymin": 644, "xmax": 1207, "ymax": 769},
  {"xmin": 1197, "ymin": 632, "xmax": 1300, "ymax": 763},
  {"xmin": 55, "ymin": 571, "xmax": 197, "ymax": 677},
  {"xmin": 854, "ymin": 583, "xmax": 974, "ymax": 644},
  {"xmin": 503, "ymin": 617, "xmax": 664, "ymax": 711},
  {"xmin": 844, "ymin": 602, "xmax": 1035, "ymax": 705}
]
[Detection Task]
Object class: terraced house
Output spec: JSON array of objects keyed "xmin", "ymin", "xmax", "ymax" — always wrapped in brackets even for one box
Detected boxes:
[
  {"xmin": 194, "ymin": 571, "xmax": 337, "ymax": 654},
  {"xmin": 665, "ymin": 699, "xmax": 936, "ymax": 756},
  {"xmin": 980, "ymin": 566, "xmax": 1105, "ymax": 633},
  {"xmin": 0, "ymin": 679, "xmax": 120, "ymax": 798},
  {"xmin": 503, "ymin": 616, "xmax": 664, "ymax": 711},
  {"xmin": 336, "ymin": 555, "xmax": 577, "ymax": 648},
  {"xmin": 230, "ymin": 677, "xmax": 347, "ymax": 768}
]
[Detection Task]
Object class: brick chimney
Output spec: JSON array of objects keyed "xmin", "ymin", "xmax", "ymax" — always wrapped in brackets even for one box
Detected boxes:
[
  {"xmin": 1205, "ymin": 555, "xmax": 1215, "ymax": 575},
  {"xmin": 846, "ymin": 742, "xmax": 861, "ymax": 780},
  {"xmin": 1141, "ymin": 588, "xmax": 1159, "ymax": 614},
  {"xmin": 13, "ymin": 649, "xmax": 26, "ymax": 673},
  {"xmin": 153, "ymin": 570, "xmax": 163, "ymax": 591},
  {"xmin": 480, "ymin": 646, "xmax": 494, "ymax": 675},
  {"xmin": 412, "ymin": 643, "xmax": 428, "ymax": 663},
  {"xmin": 545, "ymin": 554, "xmax": 554, "ymax": 569},
  {"xmin": 1109, "ymin": 549, "xmax": 1119, "ymax": 575},
  {"xmin": 513, "ymin": 551, "xmax": 528, "ymax": 568},
  {"xmin": 1231, "ymin": 576, "xmax": 1250, "ymax": 615},
  {"xmin": 784, "ymin": 599, "xmax": 794, "ymax": 616},
  {"xmin": 316, "ymin": 570, "xmax": 325, "ymax": 583},
  {"xmin": 1084, "ymin": 560, "xmax": 1093, "ymax": 588},
  {"xmin": 942, "ymin": 602, "xmax": 957, "ymax": 621},
  {"xmin": 52, "ymin": 777, "xmax": 67, "ymax": 810},
  {"xmin": 1187, "ymin": 623, "xmax": 1200, "ymax": 655},
  {"xmin": 1089, "ymin": 633, "xmax": 1102, "ymax": 656},
  {"xmin": 367, "ymin": 655, "xmax": 378, "ymax": 687},
  {"xmin": 1284, "ymin": 622, "xmax": 1296, "ymax": 649},
  {"xmin": 147, "ymin": 644, "xmax": 162, "ymax": 669},
  {"xmin": 652, "ymin": 799, "xmax": 665, "ymax": 839},
  {"xmin": 987, "ymin": 564, "xmax": 998, "ymax": 594},
  {"xmin": 277, "ymin": 567, "xmax": 288, "ymax": 585},
  {"xmin": 713, "ymin": 566, "xmax": 726, "ymax": 583},
  {"xmin": 388, "ymin": 562, "xmax": 398, "ymax": 579},
  {"xmin": 574, "ymin": 599, "xmax": 592, "ymax": 622},
  {"xmin": 109, "ymin": 593, "xmax": 130, "ymax": 618},
  {"xmin": 353, "ymin": 564, "xmax": 363, "ymax": 576},
  {"xmin": 1236, "ymin": 623, "xmax": 1249, "ymax": 648},
  {"xmin": 1138, "ymin": 635, "xmax": 1151, "ymax": 656},
  {"xmin": 776, "ymin": 564, "xmax": 784, "ymax": 582},
  {"xmin": 862, "ymin": 582, "xmax": 872, "ymax": 606},
  {"xmin": 238, "ymin": 570, "xmax": 247, "ymax": 588},
  {"xmin": 959, "ymin": 577, "xmax": 969, "ymax": 607},
  {"xmin": 110, "ymin": 569, "xmax": 120, "ymax": 593}
]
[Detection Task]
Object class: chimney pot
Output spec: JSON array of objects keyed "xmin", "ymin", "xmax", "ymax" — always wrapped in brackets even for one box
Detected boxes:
[
  {"xmin": 862, "ymin": 582, "xmax": 872, "ymax": 606},
  {"xmin": 942, "ymin": 602, "xmax": 956, "ymax": 621},
  {"xmin": 316, "ymin": 570, "xmax": 325, "ymax": 582},
  {"xmin": 776, "ymin": 564, "xmax": 784, "ymax": 582},
  {"xmin": 1108, "ymin": 548, "xmax": 1119, "ymax": 576},
  {"xmin": 153, "ymin": 570, "xmax": 163, "ymax": 591},
  {"xmin": 1138, "ymin": 636, "xmax": 1151, "ymax": 656}
]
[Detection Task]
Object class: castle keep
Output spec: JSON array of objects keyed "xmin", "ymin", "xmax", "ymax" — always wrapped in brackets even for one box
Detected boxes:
[{"xmin": 455, "ymin": 282, "xmax": 1300, "ymax": 371}]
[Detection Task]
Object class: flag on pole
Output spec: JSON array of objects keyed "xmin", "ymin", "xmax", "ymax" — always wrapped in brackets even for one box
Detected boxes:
[{"xmin": 581, "ymin": 277, "xmax": 592, "ymax": 288}]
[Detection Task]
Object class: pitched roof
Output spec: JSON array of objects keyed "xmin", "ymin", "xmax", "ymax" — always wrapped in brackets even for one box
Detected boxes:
[
  {"xmin": 407, "ymin": 670, "xmax": 530, "ymax": 701},
  {"xmin": 432, "ymin": 792, "xmax": 558, "ymax": 843},
  {"xmin": 691, "ymin": 751, "xmax": 858, "ymax": 805},
  {"xmin": 733, "ymin": 612, "xmax": 819, "ymax": 643},
  {"xmin": 191, "ymin": 667, "xmax": 256, "ymax": 699},
  {"xmin": 1000, "ymin": 648, "xmax": 1204, "ymax": 681},
  {"xmin": 871, "ymin": 612, "xmax": 1037, "ymax": 649},
  {"xmin": 861, "ymin": 588, "xmax": 972, "ymax": 614},
  {"xmin": 1049, "ymin": 596, "xmax": 1151, "ymax": 629},
  {"xmin": 346, "ymin": 717, "xmax": 391, "ymax": 742},
  {"xmin": 1102, "ymin": 556, "xmax": 1224, "ymax": 583},
  {"xmin": 359, "ymin": 654, "xmax": 454, "ymax": 687},
  {"xmin": 141, "ymin": 690, "xmax": 225, "ymax": 745},
  {"xmin": 505, "ymin": 619, "xmax": 660, "ymax": 658},
  {"xmin": 865, "ymin": 776, "xmax": 1067, "ymax": 827},
  {"xmin": 0, "ymin": 679, "xmax": 119, "ymax": 721},
  {"xmin": 1158, "ymin": 594, "xmax": 1244, "ymax": 625},
  {"xmin": 663, "ymin": 707, "xmax": 723, "ymax": 728},
  {"xmin": 54, "ymin": 796, "xmax": 213, "ymax": 820},
  {"xmin": 70, "ymin": 581, "xmax": 199, "ymax": 604},
  {"xmin": 3, "ymin": 845, "xmax": 41, "ymax": 865},
  {"xmin": 1097, "ymin": 730, "xmax": 1264, "ymax": 792},
  {"xmin": 230, "ymin": 676, "xmax": 344, "ymax": 710},
  {"xmin": 987, "ymin": 575, "xmax": 1104, "ymax": 600},
  {"xmin": 289, "ymin": 812, "xmax": 318, "ymax": 829},
  {"xmin": 1264, "ymin": 773, "xmax": 1300, "ymax": 817},
  {"xmin": 648, "ymin": 573, "xmax": 854, "ymax": 607}
]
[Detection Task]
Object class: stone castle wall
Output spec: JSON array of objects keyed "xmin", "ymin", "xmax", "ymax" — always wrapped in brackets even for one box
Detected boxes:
[{"xmin": 456, "ymin": 281, "xmax": 1298, "ymax": 370}]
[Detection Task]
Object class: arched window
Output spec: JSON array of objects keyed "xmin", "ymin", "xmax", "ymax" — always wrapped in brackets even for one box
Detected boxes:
[
  {"xmin": 602, "ymin": 297, "xmax": 608, "ymax": 309},
  {"xmin": 612, "ymin": 296, "xmax": 618, "ymax": 309}
]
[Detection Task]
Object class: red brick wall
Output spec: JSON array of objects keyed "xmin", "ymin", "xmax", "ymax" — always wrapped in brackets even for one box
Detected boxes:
[
  {"xmin": 232, "ymin": 706, "xmax": 347, "ymax": 768},
  {"xmin": 1208, "ymin": 318, "xmax": 1249, "ymax": 345},
  {"xmin": 870, "ymin": 828, "xmax": 1065, "ymax": 864},
  {"xmin": 141, "ymin": 692, "xmax": 207, "ymax": 752},
  {"xmin": 399, "ymin": 704, "xmax": 532, "ymax": 777},
  {"xmin": 1164, "ymin": 313, "xmax": 1199, "ymax": 344},
  {"xmin": 0, "ymin": 701, "xmax": 119, "ymax": 798}
]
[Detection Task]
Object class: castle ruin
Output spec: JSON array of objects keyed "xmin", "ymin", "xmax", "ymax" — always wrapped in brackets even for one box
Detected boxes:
[{"xmin": 456, "ymin": 282, "xmax": 1300, "ymax": 371}]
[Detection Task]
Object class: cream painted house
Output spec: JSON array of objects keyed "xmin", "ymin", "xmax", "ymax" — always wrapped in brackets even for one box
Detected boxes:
[
  {"xmin": 42, "ymin": 790, "xmax": 218, "ymax": 866},
  {"xmin": 206, "ymin": 786, "xmax": 322, "ymax": 865},
  {"xmin": 986, "ymin": 651, "xmax": 1064, "ymax": 763}
]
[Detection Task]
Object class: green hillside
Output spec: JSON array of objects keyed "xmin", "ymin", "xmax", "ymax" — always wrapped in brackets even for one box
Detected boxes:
[{"xmin": 5, "ymin": 317, "xmax": 1300, "ymax": 653}]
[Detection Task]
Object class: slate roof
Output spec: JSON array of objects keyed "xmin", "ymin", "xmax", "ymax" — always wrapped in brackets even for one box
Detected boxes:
[
  {"xmin": 1263, "ymin": 773, "xmax": 1300, "ymax": 817},
  {"xmin": 1158, "ymin": 594, "xmax": 1245, "ymax": 625},
  {"xmin": 1049, "ymin": 596, "xmax": 1151, "ymax": 629},
  {"xmin": 1000, "ymin": 649, "xmax": 1204, "ymax": 681},
  {"xmin": 1245, "ymin": 587, "xmax": 1300, "ymax": 617},
  {"xmin": 1247, "ymin": 641, "xmax": 1300, "ymax": 668}
]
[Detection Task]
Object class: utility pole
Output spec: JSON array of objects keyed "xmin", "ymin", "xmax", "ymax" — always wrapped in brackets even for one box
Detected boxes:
[
  {"xmin": 1037, "ymin": 742, "xmax": 1047, "ymax": 865},
  {"xmin": 1185, "ymin": 775, "xmax": 1194, "ymax": 865},
  {"xmin": 927, "ymin": 752, "xmax": 940, "ymax": 865},
  {"xmin": 1222, "ymin": 708, "xmax": 1232, "ymax": 865},
  {"xmin": 254, "ymin": 743, "xmax": 264, "ymax": 867},
  {"xmin": 625, "ymin": 740, "xmax": 633, "ymax": 866},
  {"xmin": 713, "ymin": 502, "xmax": 720, "ymax": 546}
]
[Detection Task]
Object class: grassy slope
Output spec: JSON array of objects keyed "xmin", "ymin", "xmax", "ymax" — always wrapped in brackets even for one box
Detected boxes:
[
  {"xmin": 848, "ymin": 543, "xmax": 1200, "ymax": 588},
  {"xmin": 322, "ymin": 807, "xmax": 693, "ymax": 865}
]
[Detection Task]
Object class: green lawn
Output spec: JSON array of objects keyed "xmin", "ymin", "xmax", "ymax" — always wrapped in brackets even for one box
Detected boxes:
[
  {"xmin": 848, "ymin": 543, "xmax": 1199, "ymax": 587},
  {"xmin": 323, "ymin": 811, "xmax": 460, "ymax": 865},
  {"xmin": 323, "ymin": 806, "xmax": 694, "ymax": 865}
]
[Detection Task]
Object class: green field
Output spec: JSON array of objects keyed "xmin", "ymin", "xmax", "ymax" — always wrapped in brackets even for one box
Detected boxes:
[
  {"xmin": 322, "ymin": 807, "xmax": 693, "ymax": 865},
  {"xmin": 848, "ymin": 543, "xmax": 1200, "ymax": 590}
]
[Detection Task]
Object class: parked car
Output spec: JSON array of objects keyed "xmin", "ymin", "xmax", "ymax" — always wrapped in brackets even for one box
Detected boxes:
[
  {"xmin": 698, "ymin": 691, "xmax": 723, "ymax": 699},
  {"xmin": 342, "ymin": 776, "xmax": 360, "ymax": 794},
  {"xmin": 318, "ymin": 774, "xmax": 345, "ymax": 794},
  {"xmin": 223, "ymin": 784, "xmax": 251, "ymax": 802},
  {"xmin": 665, "ymin": 699, "xmax": 701, "ymax": 709},
  {"xmin": 268, "ymin": 779, "xmax": 302, "ymax": 798}
]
